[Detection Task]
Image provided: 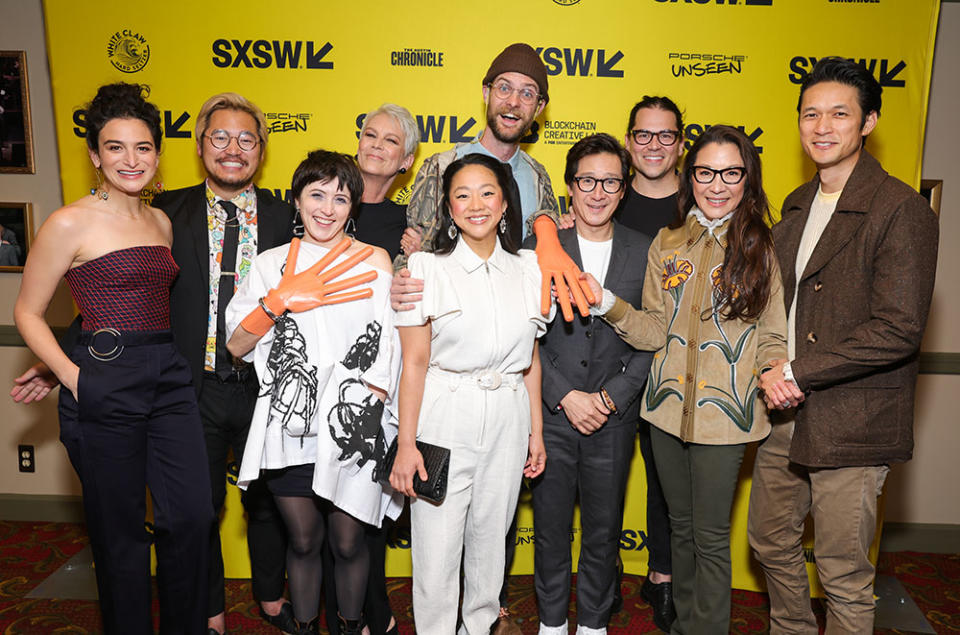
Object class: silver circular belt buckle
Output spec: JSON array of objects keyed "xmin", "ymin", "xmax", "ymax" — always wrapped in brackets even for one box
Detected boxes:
[
  {"xmin": 476, "ymin": 370, "xmax": 502, "ymax": 391},
  {"xmin": 88, "ymin": 327, "xmax": 123, "ymax": 361}
]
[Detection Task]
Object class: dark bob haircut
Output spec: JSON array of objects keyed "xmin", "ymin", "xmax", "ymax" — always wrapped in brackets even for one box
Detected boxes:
[
  {"xmin": 84, "ymin": 82, "xmax": 162, "ymax": 152},
  {"xmin": 563, "ymin": 133, "xmax": 631, "ymax": 187},
  {"xmin": 797, "ymin": 56, "xmax": 882, "ymax": 127},
  {"xmin": 433, "ymin": 153, "xmax": 521, "ymax": 256},
  {"xmin": 290, "ymin": 149, "xmax": 365, "ymax": 218}
]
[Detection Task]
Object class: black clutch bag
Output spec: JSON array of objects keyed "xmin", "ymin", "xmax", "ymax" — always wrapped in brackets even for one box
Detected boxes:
[{"xmin": 378, "ymin": 438, "xmax": 450, "ymax": 504}]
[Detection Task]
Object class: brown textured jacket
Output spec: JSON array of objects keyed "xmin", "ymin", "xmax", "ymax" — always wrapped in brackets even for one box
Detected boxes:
[
  {"xmin": 775, "ymin": 151, "xmax": 939, "ymax": 467},
  {"xmin": 604, "ymin": 212, "xmax": 788, "ymax": 445}
]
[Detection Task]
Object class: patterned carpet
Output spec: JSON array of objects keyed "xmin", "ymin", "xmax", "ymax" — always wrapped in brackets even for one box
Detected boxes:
[{"xmin": 0, "ymin": 521, "xmax": 957, "ymax": 633}]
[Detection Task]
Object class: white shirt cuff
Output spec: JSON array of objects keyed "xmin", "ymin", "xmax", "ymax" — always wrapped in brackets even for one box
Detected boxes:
[
  {"xmin": 783, "ymin": 361, "xmax": 796, "ymax": 384},
  {"xmin": 590, "ymin": 288, "xmax": 617, "ymax": 316}
]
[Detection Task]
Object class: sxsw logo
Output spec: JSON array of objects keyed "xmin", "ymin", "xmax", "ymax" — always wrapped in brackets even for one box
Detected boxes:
[
  {"xmin": 534, "ymin": 47, "xmax": 624, "ymax": 77},
  {"xmin": 788, "ymin": 56, "xmax": 905, "ymax": 87},
  {"xmin": 685, "ymin": 123, "xmax": 764, "ymax": 153},
  {"xmin": 73, "ymin": 109, "xmax": 192, "ymax": 139},
  {"xmin": 620, "ymin": 529, "xmax": 650, "ymax": 551},
  {"xmin": 654, "ymin": 0, "xmax": 772, "ymax": 4},
  {"xmin": 212, "ymin": 39, "xmax": 333, "ymax": 69},
  {"xmin": 356, "ymin": 112, "xmax": 481, "ymax": 144}
]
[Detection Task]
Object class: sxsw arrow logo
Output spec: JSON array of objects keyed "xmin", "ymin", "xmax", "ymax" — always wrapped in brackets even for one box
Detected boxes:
[
  {"xmin": 788, "ymin": 56, "xmax": 905, "ymax": 88},
  {"xmin": 534, "ymin": 47, "xmax": 624, "ymax": 77},
  {"xmin": 416, "ymin": 115, "xmax": 477, "ymax": 143},
  {"xmin": 212, "ymin": 39, "xmax": 333, "ymax": 69},
  {"xmin": 356, "ymin": 112, "xmax": 477, "ymax": 143},
  {"xmin": 73, "ymin": 109, "xmax": 193, "ymax": 138}
]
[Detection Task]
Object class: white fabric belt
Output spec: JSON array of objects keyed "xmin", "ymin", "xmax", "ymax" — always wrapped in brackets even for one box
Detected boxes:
[{"xmin": 427, "ymin": 366, "xmax": 522, "ymax": 391}]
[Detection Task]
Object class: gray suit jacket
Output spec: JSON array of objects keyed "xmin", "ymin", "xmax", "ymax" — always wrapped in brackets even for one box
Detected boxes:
[{"xmin": 525, "ymin": 222, "xmax": 654, "ymax": 428}]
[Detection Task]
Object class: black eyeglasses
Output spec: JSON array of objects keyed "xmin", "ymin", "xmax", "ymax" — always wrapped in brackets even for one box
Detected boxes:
[
  {"xmin": 573, "ymin": 176, "xmax": 625, "ymax": 194},
  {"xmin": 205, "ymin": 130, "xmax": 259, "ymax": 151},
  {"xmin": 691, "ymin": 166, "xmax": 746, "ymax": 185},
  {"xmin": 629, "ymin": 129, "xmax": 680, "ymax": 146}
]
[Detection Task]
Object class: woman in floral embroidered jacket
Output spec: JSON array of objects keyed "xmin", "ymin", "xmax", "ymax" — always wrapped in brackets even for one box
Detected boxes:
[{"xmin": 582, "ymin": 125, "xmax": 789, "ymax": 634}]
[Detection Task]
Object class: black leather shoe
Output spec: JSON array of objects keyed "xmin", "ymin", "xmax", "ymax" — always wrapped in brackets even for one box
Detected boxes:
[
  {"xmin": 261, "ymin": 602, "xmax": 299, "ymax": 635},
  {"xmin": 641, "ymin": 577, "xmax": 676, "ymax": 632}
]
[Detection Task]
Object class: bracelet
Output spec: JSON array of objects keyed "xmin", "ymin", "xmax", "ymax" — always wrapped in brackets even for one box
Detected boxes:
[
  {"xmin": 600, "ymin": 387, "xmax": 617, "ymax": 413},
  {"xmin": 258, "ymin": 297, "xmax": 282, "ymax": 323}
]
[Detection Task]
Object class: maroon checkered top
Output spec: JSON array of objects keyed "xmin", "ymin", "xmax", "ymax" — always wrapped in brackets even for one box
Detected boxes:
[{"xmin": 65, "ymin": 245, "xmax": 179, "ymax": 331}]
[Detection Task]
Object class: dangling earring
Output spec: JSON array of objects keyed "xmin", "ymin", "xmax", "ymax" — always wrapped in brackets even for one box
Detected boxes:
[
  {"xmin": 292, "ymin": 210, "xmax": 304, "ymax": 238},
  {"xmin": 90, "ymin": 168, "xmax": 109, "ymax": 201},
  {"xmin": 345, "ymin": 217, "xmax": 357, "ymax": 236},
  {"xmin": 447, "ymin": 223, "xmax": 458, "ymax": 240},
  {"xmin": 499, "ymin": 217, "xmax": 507, "ymax": 234},
  {"xmin": 397, "ymin": 167, "xmax": 407, "ymax": 174}
]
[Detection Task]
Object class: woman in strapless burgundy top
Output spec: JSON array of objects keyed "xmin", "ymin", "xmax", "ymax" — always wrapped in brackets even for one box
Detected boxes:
[{"xmin": 13, "ymin": 83, "xmax": 212, "ymax": 635}]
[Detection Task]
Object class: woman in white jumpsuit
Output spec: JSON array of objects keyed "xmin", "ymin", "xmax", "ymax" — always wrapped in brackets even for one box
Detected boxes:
[{"xmin": 391, "ymin": 153, "xmax": 549, "ymax": 634}]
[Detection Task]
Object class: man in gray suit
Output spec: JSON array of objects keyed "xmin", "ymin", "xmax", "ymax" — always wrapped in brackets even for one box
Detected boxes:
[{"xmin": 524, "ymin": 134, "xmax": 653, "ymax": 635}]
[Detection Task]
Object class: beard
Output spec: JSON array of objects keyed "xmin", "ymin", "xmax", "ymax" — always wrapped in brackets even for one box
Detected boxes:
[{"xmin": 486, "ymin": 107, "xmax": 533, "ymax": 145}]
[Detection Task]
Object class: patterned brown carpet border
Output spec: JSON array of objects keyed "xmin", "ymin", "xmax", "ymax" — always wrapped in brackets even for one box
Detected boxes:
[{"xmin": 0, "ymin": 521, "xmax": 957, "ymax": 633}]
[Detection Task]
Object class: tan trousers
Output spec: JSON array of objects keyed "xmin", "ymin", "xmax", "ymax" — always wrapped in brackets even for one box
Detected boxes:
[{"xmin": 747, "ymin": 418, "xmax": 889, "ymax": 634}]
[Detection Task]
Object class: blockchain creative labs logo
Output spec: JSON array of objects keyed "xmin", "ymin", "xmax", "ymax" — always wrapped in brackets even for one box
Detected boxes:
[
  {"xmin": 669, "ymin": 52, "xmax": 746, "ymax": 78},
  {"xmin": 390, "ymin": 47, "xmax": 445, "ymax": 68},
  {"xmin": 542, "ymin": 119, "xmax": 598, "ymax": 146},
  {"xmin": 265, "ymin": 112, "xmax": 312, "ymax": 134},
  {"xmin": 106, "ymin": 29, "xmax": 150, "ymax": 73},
  {"xmin": 552, "ymin": 0, "xmax": 582, "ymax": 5}
]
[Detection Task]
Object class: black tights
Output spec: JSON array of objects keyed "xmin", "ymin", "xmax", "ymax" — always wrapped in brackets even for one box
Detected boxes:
[{"xmin": 274, "ymin": 496, "xmax": 369, "ymax": 623}]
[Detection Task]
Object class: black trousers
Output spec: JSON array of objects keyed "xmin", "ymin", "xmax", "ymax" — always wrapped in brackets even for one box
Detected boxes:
[
  {"xmin": 199, "ymin": 374, "xmax": 288, "ymax": 617},
  {"xmin": 58, "ymin": 340, "xmax": 213, "ymax": 634},
  {"xmin": 638, "ymin": 417, "xmax": 672, "ymax": 574},
  {"xmin": 532, "ymin": 419, "xmax": 636, "ymax": 628}
]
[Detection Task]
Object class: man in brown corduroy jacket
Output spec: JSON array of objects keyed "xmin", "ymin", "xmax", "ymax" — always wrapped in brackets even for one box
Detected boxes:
[{"xmin": 749, "ymin": 57, "xmax": 939, "ymax": 634}]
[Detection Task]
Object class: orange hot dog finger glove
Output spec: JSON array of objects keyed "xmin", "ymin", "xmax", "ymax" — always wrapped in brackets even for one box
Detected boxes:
[
  {"xmin": 533, "ymin": 215, "xmax": 596, "ymax": 322},
  {"xmin": 240, "ymin": 237, "xmax": 379, "ymax": 336}
]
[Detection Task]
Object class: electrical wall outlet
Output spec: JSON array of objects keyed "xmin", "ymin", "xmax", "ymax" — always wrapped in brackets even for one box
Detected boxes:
[{"xmin": 18, "ymin": 445, "xmax": 35, "ymax": 473}]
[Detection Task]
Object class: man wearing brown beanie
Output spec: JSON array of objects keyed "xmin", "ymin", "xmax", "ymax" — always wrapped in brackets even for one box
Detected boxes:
[{"xmin": 394, "ymin": 42, "xmax": 563, "ymax": 269}]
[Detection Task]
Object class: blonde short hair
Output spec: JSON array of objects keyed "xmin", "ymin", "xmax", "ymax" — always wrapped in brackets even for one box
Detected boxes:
[{"xmin": 360, "ymin": 103, "xmax": 420, "ymax": 158}]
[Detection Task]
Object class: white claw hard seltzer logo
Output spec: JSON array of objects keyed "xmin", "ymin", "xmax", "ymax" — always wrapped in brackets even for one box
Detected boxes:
[{"xmin": 107, "ymin": 29, "xmax": 150, "ymax": 73}]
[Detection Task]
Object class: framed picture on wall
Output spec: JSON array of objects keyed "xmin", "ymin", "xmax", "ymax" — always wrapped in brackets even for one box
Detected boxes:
[
  {"xmin": 0, "ymin": 202, "xmax": 34, "ymax": 271},
  {"xmin": 0, "ymin": 51, "xmax": 35, "ymax": 174}
]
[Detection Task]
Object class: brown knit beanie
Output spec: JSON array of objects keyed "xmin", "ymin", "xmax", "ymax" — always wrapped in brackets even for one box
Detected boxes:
[{"xmin": 482, "ymin": 43, "xmax": 549, "ymax": 104}]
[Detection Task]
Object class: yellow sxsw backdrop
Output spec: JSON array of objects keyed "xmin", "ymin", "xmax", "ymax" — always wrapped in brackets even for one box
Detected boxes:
[{"xmin": 43, "ymin": 0, "xmax": 938, "ymax": 593}]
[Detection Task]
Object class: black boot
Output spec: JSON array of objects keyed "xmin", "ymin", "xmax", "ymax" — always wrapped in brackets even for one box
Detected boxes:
[
  {"xmin": 295, "ymin": 616, "xmax": 320, "ymax": 635},
  {"xmin": 337, "ymin": 613, "xmax": 366, "ymax": 635}
]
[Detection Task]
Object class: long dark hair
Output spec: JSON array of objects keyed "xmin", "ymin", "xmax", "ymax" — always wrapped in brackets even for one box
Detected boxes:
[
  {"xmin": 676, "ymin": 125, "xmax": 775, "ymax": 322},
  {"xmin": 433, "ymin": 153, "xmax": 521, "ymax": 255}
]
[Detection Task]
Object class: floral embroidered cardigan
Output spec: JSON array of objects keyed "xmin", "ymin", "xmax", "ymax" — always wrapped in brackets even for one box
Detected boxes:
[{"xmin": 602, "ymin": 212, "xmax": 788, "ymax": 445}]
